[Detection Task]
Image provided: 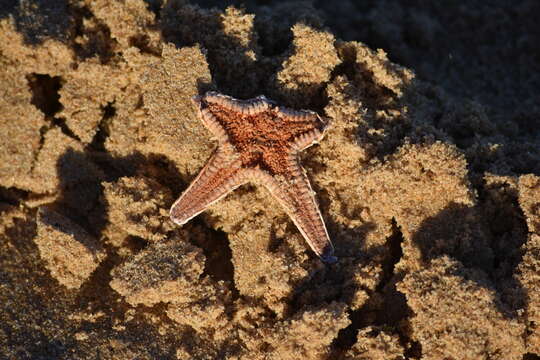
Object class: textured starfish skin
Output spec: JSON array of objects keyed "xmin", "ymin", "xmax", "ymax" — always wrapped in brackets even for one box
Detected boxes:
[{"xmin": 170, "ymin": 91, "xmax": 336, "ymax": 263}]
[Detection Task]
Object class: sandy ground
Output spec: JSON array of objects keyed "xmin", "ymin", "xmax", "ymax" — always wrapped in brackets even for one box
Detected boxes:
[{"xmin": 1, "ymin": 0, "xmax": 539, "ymax": 359}]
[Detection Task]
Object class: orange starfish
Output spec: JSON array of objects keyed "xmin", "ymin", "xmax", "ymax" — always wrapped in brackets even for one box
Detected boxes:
[{"xmin": 170, "ymin": 91, "xmax": 336, "ymax": 263}]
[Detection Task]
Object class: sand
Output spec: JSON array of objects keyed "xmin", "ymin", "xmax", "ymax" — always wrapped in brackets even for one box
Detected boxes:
[{"xmin": 1, "ymin": 0, "xmax": 539, "ymax": 359}]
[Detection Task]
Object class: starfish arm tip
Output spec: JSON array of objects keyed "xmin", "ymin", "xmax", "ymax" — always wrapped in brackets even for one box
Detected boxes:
[
  {"xmin": 169, "ymin": 211, "xmax": 186, "ymax": 226},
  {"xmin": 192, "ymin": 95, "xmax": 202, "ymax": 104},
  {"xmin": 319, "ymin": 244, "xmax": 338, "ymax": 264},
  {"xmin": 320, "ymin": 253, "xmax": 338, "ymax": 264}
]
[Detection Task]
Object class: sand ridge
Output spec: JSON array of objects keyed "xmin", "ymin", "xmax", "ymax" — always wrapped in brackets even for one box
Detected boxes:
[{"xmin": 0, "ymin": 0, "xmax": 539, "ymax": 359}]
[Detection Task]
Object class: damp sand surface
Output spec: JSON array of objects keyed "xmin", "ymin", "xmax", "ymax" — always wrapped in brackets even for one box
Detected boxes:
[{"xmin": 1, "ymin": 1, "xmax": 539, "ymax": 359}]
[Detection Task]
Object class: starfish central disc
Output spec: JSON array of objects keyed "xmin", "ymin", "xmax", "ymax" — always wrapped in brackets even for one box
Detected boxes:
[{"xmin": 170, "ymin": 91, "xmax": 336, "ymax": 263}]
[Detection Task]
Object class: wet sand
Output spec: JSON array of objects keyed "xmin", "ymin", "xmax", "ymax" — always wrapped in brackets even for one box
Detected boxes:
[{"xmin": 1, "ymin": 1, "xmax": 539, "ymax": 359}]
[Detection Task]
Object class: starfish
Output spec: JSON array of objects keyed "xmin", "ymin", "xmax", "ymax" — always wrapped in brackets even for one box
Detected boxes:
[{"xmin": 170, "ymin": 91, "xmax": 336, "ymax": 263}]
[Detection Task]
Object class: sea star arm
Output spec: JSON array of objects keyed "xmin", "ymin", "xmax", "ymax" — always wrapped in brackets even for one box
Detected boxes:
[
  {"xmin": 170, "ymin": 146, "xmax": 245, "ymax": 225},
  {"xmin": 247, "ymin": 164, "xmax": 337, "ymax": 263}
]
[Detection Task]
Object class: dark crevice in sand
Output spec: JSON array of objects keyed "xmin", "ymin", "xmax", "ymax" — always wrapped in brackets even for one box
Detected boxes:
[
  {"xmin": 524, "ymin": 353, "xmax": 540, "ymax": 360},
  {"xmin": 377, "ymin": 218, "xmax": 404, "ymax": 291},
  {"xmin": 88, "ymin": 101, "xmax": 116, "ymax": 153},
  {"xmin": 478, "ymin": 181, "xmax": 529, "ymax": 317},
  {"xmin": 70, "ymin": 3, "xmax": 93, "ymax": 60},
  {"xmin": 53, "ymin": 117, "xmax": 82, "ymax": 142},
  {"xmin": 330, "ymin": 220, "xmax": 409, "ymax": 358},
  {"xmin": 330, "ymin": 42, "xmax": 356, "ymax": 81},
  {"xmin": 124, "ymin": 235, "xmax": 150, "ymax": 254},
  {"xmin": 26, "ymin": 73, "xmax": 83, "ymax": 170},
  {"xmin": 0, "ymin": 187, "xmax": 28, "ymax": 207},
  {"xmin": 74, "ymin": 245, "xmax": 124, "ymax": 315},
  {"xmin": 30, "ymin": 124, "xmax": 50, "ymax": 173},
  {"xmin": 26, "ymin": 73, "xmax": 80, "ymax": 143},
  {"xmin": 331, "ymin": 308, "xmax": 362, "ymax": 355},
  {"xmin": 102, "ymin": 101, "xmax": 116, "ymax": 120},
  {"xmin": 376, "ymin": 248, "xmax": 409, "ymax": 326},
  {"xmin": 267, "ymin": 223, "xmax": 285, "ymax": 254},
  {"xmin": 70, "ymin": 3, "xmax": 116, "ymax": 63},
  {"xmin": 326, "ymin": 281, "xmax": 377, "ymax": 352},
  {"xmin": 27, "ymin": 73, "xmax": 63, "ymax": 116},
  {"xmin": 187, "ymin": 221, "xmax": 239, "ymax": 296},
  {"xmin": 310, "ymin": 81, "xmax": 332, "ymax": 115},
  {"xmin": 383, "ymin": 221, "xmax": 421, "ymax": 360},
  {"xmin": 128, "ymin": 33, "xmax": 162, "ymax": 56},
  {"xmin": 404, "ymin": 340, "xmax": 423, "ymax": 360}
]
